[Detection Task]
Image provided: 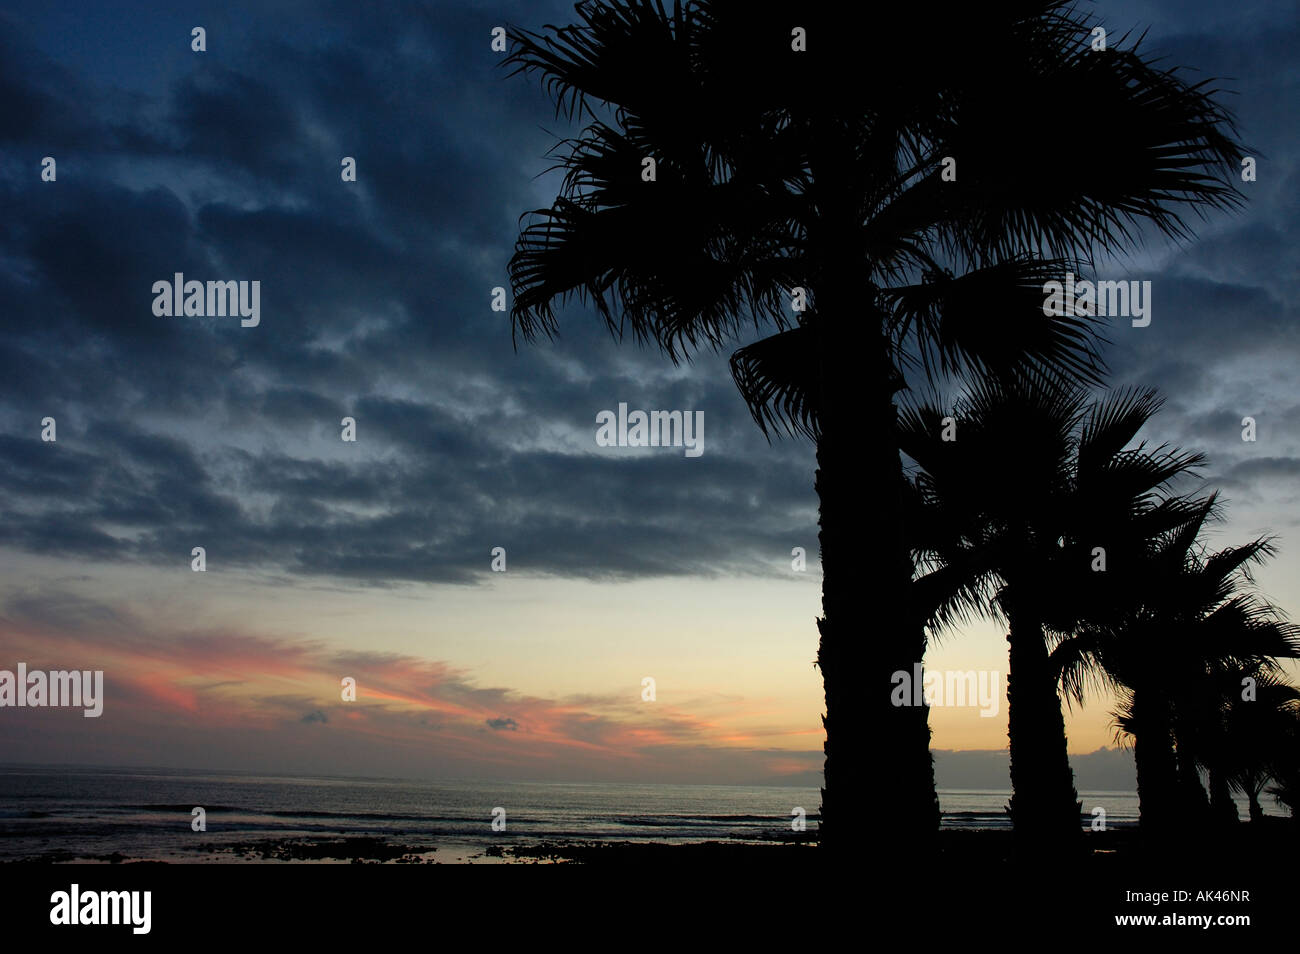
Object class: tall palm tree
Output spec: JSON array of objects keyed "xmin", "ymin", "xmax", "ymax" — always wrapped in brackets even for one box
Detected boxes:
[
  {"xmin": 898, "ymin": 376, "xmax": 1204, "ymax": 848},
  {"xmin": 503, "ymin": 0, "xmax": 1245, "ymax": 851}
]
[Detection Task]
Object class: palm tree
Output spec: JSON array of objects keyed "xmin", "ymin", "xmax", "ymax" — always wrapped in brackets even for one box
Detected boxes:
[
  {"xmin": 503, "ymin": 0, "xmax": 1245, "ymax": 852},
  {"xmin": 1213, "ymin": 667, "xmax": 1300, "ymax": 824},
  {"xmin": 1266, "ymin": 709, "xmax": 1300, "ymax": 822},
  {"xmin": 898, "ymin": 376, "xmax": 1204, "ymax": 848},
  {"xmin": 1071, "ymin": 514, "xmax": 1299, "ymax": 833}
]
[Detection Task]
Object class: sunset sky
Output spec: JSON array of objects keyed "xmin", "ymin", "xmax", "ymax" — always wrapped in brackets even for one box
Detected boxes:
[{"xmin": 1, "ymin": 0, "xmax": 1297, "ymax": 786}]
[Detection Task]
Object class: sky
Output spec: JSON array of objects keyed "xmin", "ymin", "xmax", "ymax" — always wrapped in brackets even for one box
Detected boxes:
[{"xmin": 0, "ymin": 0, "xmax": 1296, "ymax": 787}]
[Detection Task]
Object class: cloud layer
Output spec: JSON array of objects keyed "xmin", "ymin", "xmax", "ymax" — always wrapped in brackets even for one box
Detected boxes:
[{"xmin": 0, "ymin": 0, "xmax": 1296, "ymax": 777}]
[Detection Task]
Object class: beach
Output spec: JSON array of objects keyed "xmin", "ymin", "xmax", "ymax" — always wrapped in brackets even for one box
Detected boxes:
[{"xmin": 7, "ymin": 764, "xmax": 1280, "ymax": 864}]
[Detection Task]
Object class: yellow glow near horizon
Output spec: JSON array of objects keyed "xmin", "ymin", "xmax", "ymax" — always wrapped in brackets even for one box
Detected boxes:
[{"xmin": 3, "ymin": 544, "xmax": 1295, "ymax": 774}]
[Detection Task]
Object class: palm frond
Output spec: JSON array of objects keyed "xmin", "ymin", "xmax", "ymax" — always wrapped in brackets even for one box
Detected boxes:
[{"xmin": 728, "ymin": 322, "xmax": 821, "ymax": 440}]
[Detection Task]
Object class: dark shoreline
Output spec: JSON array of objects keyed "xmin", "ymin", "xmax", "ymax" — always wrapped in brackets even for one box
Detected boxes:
[{"xmin": 8, "ymin": 818, "xmax": 1296, "ymax": 865}]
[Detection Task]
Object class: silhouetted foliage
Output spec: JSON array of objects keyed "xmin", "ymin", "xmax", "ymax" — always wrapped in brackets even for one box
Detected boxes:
[{"xmin": 505, "ymin": 0, "xmax": 1248, "ymax": 851}]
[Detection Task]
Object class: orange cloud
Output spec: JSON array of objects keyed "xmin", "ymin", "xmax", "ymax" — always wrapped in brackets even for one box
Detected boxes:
[{"xmin": 0, "ymin": 614, "xmax": 823, "ymax": 784}]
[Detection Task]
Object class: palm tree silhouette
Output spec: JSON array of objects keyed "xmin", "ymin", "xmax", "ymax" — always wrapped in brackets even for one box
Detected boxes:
[
  {"xmin": 899, "ymin": 376, "xmax": 1204, "ymax": 849},
  {"xmin": 1218, "ymin": 669, "xmax": 1300, "ymax": 824},
  {"xmin": 1266, "ymin": 709, "xmax": 1300, "ymax": 823},
  {"xmin": 1069, "ymin": 510, "xmax": 1300, "ymax": 834},
  {"xmin": 503, "ymin": 1, "xmax": 1245, "ymax": 851}
]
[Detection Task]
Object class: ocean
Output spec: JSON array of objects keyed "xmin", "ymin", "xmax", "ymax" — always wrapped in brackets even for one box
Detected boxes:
[{"xmin": 0, "ymin": 765, "xmax": 1269, "ymax": 862}]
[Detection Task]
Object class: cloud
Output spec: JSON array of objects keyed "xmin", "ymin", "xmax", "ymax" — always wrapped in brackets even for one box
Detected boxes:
[
  {"xmin": 0, "ymin": 3, "xmax": 819, "ymax": 588},
  {"xmin": 0, "ymin": 586, "xmax": 816, "ymax": 782},
  {"xmin": 0, "ymin": 0, "xmax": 1296, "ymax": 777},
  {"xmin": 0, "ymin": 2, "xmax": 1293, "ymax": 596}
]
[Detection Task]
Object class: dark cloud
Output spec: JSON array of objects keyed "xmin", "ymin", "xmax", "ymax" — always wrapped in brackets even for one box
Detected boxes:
[
  {"xmin": 0, "ymin": 0, "xmax": 1294, "ymax": 593},
  {"xmin": 0, "ymin": 2, "xmax": 824, "ymax": 588}
]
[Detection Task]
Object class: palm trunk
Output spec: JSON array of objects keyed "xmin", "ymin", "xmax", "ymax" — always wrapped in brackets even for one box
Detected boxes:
[
  {"xmin": 1208, "ymin": 768, "xmax": 1238, "ymax": 826},
  {"xmin": 807, "ymin": 117, "xmax": 938, "ymax": 851},
  {"xmin": 814, "ymin": 323, "xmax": 938, "ymax": 853},
  {"xmin": 1174, "ymin": 738, "xmax": 1211, "ymax": 828},
  {"xmin": 1132, "ymin": 689, "xmax": 1178, "ymax": 833},
  {"xmin": 1247, "ymin": 790, "xmax": 1264, "ymax": 823},
  {"xmin": 1004, "ymin": 604, "xmax": 1081, "ymax": 848}
]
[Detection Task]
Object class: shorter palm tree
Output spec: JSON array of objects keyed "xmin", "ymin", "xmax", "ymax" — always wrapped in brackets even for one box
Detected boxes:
[
  {"xmin": 1065, "ymin": 512, "xmax": 1300, "ymax": 832},
  {"xmin": 1266, "ymin": 709, "xmax": 1300, "ymax": 821},
  {"xmin": 899, "ymin": 375, "xmax": 1204, "ymax": 848},
  {"xmin": 1219, "ymin": 669, "xmax": 1300, "ymax": 823}
]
